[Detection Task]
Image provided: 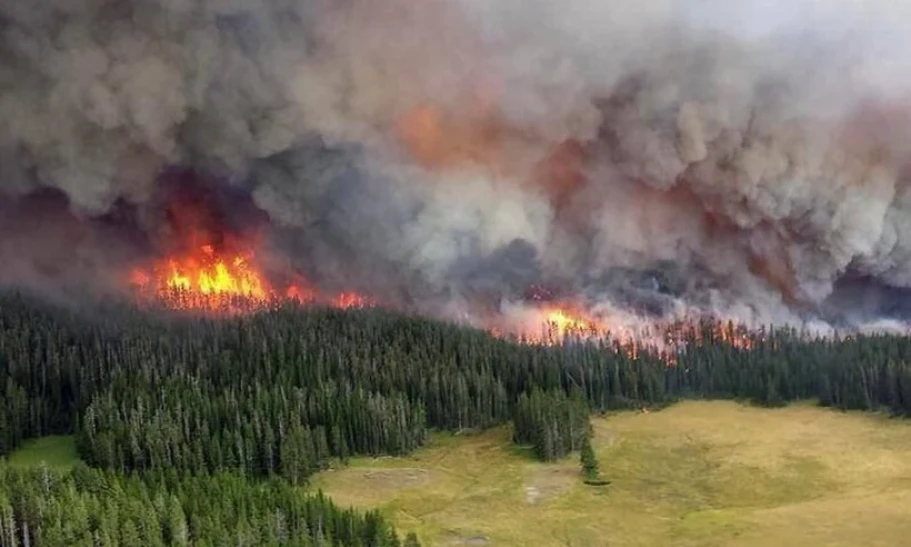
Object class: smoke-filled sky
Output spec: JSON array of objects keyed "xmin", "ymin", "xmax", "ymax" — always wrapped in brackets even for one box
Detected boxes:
[{"xmin": 3, "ymin": 0, "xmax": 911, "ymax": 328}]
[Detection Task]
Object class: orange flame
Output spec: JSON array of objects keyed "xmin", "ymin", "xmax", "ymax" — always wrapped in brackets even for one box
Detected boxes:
[
  {"xmin": 130, "ymin": 244, "xmax": 270, "ymax": 312},
  {"xmin": 495, "ymin": 300, "xmax": 763, "ymax": 365},
  {"xmin": 127, "ymin": 180, "xmax": 377, "ymax": 313},
  {"xmin": 131, "ymin": 246, "xmax": 373, "ymax": 313},
  {"xmin": 541, "ymin": 307, "xmax": 602, "ymax": 340},
  {"xmin": 160, "ymin": 245, "xmax": 266, "ymax": 299}
]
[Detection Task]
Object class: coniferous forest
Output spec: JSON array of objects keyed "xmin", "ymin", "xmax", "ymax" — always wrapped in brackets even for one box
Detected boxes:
[{"xmin": 3, "ymin": 291, "xmax": 911, "ymax": 545}]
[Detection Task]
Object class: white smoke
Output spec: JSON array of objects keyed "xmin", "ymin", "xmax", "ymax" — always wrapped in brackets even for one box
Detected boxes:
[{"xmin": 3, "ymin": 0, "xmax": 911, "ymax": 329}]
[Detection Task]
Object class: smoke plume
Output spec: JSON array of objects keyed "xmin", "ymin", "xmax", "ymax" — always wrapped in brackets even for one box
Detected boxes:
[{"xmin": 3, "ymin": 0, "xmax": 911, "ymax": 329}]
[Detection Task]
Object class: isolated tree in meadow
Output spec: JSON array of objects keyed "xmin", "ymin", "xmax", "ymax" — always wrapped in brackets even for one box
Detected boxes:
[{"xmin": 580, "ymin": 433, "xmax": 599, "ymax": 481}]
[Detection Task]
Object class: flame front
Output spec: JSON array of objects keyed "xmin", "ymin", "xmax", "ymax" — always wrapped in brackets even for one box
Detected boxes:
[
  {"xmin": 130, "ymin": 244, "xmax": 270, "ymax": 311},
  {"xmin": 542, "ymin": 307, "xmax": 601, "ymax": 339},
  {"xmin": 131, "ymin": 245, "xmax": 373, "ymax": 312},
  {"xmin": 124, "ymin": 191, "xmax": 757, "ymax": 355},
  {"xmin": 498, "ymin": 301, "xmax": 761, "ymax": 364},
  {"xmin": 159, "ymin": 245, "xmax": 267, "ymax": 299},
  {"xmin": 130, "ymin": 248, "xmax": 761, "ymax": 362}
]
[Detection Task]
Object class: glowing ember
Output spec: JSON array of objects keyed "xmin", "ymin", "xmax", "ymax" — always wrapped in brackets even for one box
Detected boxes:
[{"xmin": 332, "ymin": 291, "xmax": 376, "ymax": 309}]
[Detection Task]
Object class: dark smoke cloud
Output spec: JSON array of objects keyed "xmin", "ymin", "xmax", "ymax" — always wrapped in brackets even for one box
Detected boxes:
[
  {"xmin": 0, "ymin": 189, "xmax": 144, "ymax": 300},
  {"xmin": 3, "ymin": 0, "xmax": 911, "ymax": 330}
]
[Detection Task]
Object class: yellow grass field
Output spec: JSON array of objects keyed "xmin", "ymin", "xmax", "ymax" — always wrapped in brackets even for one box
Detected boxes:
[{"xmin": 311, "ymin": 401, "xmax": 911, "ymax": 547}]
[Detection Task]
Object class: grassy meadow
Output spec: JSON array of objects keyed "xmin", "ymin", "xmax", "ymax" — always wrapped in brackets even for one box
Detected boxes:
[
  {"xmin": 7, "ymin": 403, "xmax": 911, "ymax": 546},
  {"xmin": 312, "ymin": 401, "xmax": 911, "ymax": 547},
  {"xmin": 5, "ymin": 435, "xmax": 80, "ymax": 470}
]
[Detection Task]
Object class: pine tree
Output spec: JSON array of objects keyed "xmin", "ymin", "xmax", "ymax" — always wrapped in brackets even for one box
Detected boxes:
[{"xmin": 580, "ymin": 433, "xmax": 599, "ymax": 482}]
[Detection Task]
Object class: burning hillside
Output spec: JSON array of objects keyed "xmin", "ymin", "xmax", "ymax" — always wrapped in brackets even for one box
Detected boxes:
[
  {"xmin": 123, "ymin": 178, "xmax": 376, "ymax": 313},
  {"xmin": 128, "ymin": 189, "xmax": 269, "ymax": 305},
  {"xmin": 115, "ymin": 183, "xmax": 767, "ymax": 360},
  {"xmin": 130, "ymin": 245, "xmax": 268, "ymax": 302}
]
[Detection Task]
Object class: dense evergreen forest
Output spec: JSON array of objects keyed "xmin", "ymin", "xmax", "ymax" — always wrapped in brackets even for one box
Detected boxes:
[
  {"xmin": 512, "ymin": 388, "xmax": 590, "ymax": 461},
  {"xmin": 2, "ymin": 290, "xmax": 911, "ymax": 544},
  {"xmin": 0, "ymin": 462, "xmax": 415, "ymax": 547}
]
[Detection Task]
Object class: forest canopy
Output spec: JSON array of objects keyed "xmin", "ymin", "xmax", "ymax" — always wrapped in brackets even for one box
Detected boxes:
[{"xmin": 2, "ymin": 292, "xmax": 911, "ymax": 545}]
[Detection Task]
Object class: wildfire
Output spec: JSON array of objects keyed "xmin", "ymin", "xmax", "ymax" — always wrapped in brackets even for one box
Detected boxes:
[
  {"xmin": 127, "ymin": 178, "xmax": 378, "ymax": 314},
  {"xmin": 494, "ymin": 298, "xmax": 766, "ymax": 365},
  {"xmin": 130, "ymin": 244, "xmax": 374, "ymax": 313},
  {"xmin": 540, "ymin": 306, "xmax": 645, "ymax": 360},
  {"xmin": 126, "ymin": 180, "xmax": 758, "ymax": 354},
  {"xmin": 129, "ymin": 233, "xmax": 759, "ymax": 360},
  {"xmin": 131, "ymin": 246, "xmax": 765, "ymax": 362},
  {"xmin": 541, "ymin": 307, "xmax": 603, "ymax": 340},
  {"xmin": 132, "ymin": 255, "xmax": 377, "ymax": 312},
  {"xmin": 131, "ymin": 245, "xmax": 267, "ymax": 300}
]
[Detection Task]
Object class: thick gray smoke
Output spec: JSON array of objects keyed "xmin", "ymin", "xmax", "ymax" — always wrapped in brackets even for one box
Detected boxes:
[{"xmin": 3, "ymin": 0, "xmax": 911, "ymax": 330}]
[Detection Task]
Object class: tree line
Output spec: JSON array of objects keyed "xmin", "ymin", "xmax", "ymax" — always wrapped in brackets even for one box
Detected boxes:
[{"xmin": 3, "ymin": 293, "xmax": 911, "ymax": 467}]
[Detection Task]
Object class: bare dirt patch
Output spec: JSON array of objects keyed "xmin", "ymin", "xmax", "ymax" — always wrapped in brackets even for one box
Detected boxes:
[
  {"xmin": 443, "ymin": 533, "xmax": 491, "ymax": 545},
  {"xmin": 524, "ymin": 467, "xmax": 575, "ymax": 505},
  {"xmin": 361, "ymin": 468, "xmax": 432, "ymax": 491}
]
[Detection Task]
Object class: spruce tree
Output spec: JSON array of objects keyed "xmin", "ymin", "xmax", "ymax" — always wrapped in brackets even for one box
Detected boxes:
[{"xmin": 580, "ymin": 433, "xmax": 599, "ymax": 482}]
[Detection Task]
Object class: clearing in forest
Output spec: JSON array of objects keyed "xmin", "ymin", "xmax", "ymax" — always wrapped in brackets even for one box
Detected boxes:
[
  {"xmin": 6, "ymin": 435, "xmax": 80, "ymax": 470},
  {"xmin": 312, "ymin": 400, "xmax": 911, "ymax": 547}
]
